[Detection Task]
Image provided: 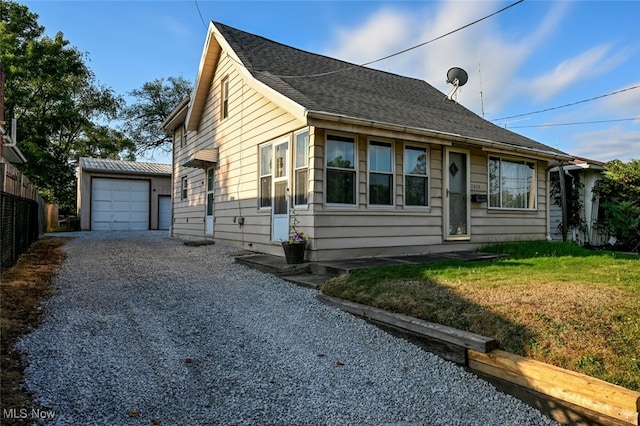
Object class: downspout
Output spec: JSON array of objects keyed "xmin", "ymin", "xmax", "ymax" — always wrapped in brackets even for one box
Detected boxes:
[{"xmin": 546, "ymin": 167, "xmax": 551, "ymax": 241}]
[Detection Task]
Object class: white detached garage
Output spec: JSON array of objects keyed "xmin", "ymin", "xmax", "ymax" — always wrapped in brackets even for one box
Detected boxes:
[{"xmin": 77, "ymin": 158, "xmax": 172, "ymax": 231}]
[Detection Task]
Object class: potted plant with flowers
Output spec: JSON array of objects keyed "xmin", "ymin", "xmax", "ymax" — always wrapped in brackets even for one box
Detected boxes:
[{"xmin": 281, "ymin": 208, "xmax": 307, "ymax": 264}]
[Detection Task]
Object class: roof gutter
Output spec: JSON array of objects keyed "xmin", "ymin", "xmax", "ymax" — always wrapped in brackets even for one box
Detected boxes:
[
  {"xmin": 1, "ymin": 118, "xmax": 28, "ymax": 163},
  {"xmin": 161, "ymin": 95, "xmax": 190, "ymax": 131},
  {"xmin": 306, "ymin": 110, "xmax": 574, "ymax": 162}
]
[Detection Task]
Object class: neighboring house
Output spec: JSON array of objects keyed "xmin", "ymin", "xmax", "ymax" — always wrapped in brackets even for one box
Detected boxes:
[
  {"xmin": 549, "ymin": 157, "xmax": 607, "ymax": 246},
  {"xmin": 162, "ymin": 22, "xmax": 573, "ymax": 262},
  {"xmin": 77, "ymin": 158, "xmax": 172, "ymax": 231}
]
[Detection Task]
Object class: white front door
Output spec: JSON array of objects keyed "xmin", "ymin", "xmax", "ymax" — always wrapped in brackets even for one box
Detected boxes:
[
  {"xmin": 271, "ymin": 139, "xmax": 289, "ymax": 241},
  {"xmin": 445, "ymin": 148, "xmax": 470, "ymax": 240},
  {"xmin": 205, "ymin": 167, "xmax": 214, "ymax": 235}
]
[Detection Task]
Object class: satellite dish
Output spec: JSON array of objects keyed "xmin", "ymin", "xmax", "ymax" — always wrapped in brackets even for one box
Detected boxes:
[
  {"xmin": 446, "ymin": 67, "xmax": 468, "ymax": 101},
  {"xmin": 447, "ymin": 67, "xmax": 468, "ymax": 86}
]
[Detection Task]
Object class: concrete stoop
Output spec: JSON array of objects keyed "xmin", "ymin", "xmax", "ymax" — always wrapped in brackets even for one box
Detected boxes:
[{"xmin": 233, "ymin": 250, "xmax": 508, "ymax": 289}]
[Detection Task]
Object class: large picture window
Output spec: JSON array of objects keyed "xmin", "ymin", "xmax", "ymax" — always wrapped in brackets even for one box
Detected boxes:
[
  {"xmin": 294, "ymin": 130, "xmax": 309, "ymax": 206},
  {"xmin": 326, "ymin": 134, "xmax": 356, "ymax": 205},
  {"xmin": 369, "ymin": 141, "xmax": 393, "ymax": 205},
  {"xmin": 489, "ymin": 156, "xmax": 536, "ymax": 209},
  {"xmin": 404, "ymin": 145, "xmax": 428, "ymax": 207},
  {"xmin": 259, "ymin": 144, "xmax": 272, "ymax": 208}
]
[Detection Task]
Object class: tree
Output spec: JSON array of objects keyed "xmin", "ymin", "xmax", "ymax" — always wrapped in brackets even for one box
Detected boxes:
[
  {"xmin": 592, "ymin": 159, "xmax": 640, "ymax": 252},
  {"xmin": 120, "ymin": 76, "xmax": 192, "ymax": 155},
  {"xmin": 1, "ymin": 1, "xmax": 133, "ymax": 211}
]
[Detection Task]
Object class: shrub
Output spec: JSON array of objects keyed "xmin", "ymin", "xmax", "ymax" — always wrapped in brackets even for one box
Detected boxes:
[{"xmin": 593, "ymin": 159, "xmax": 640, "ymax": 252}]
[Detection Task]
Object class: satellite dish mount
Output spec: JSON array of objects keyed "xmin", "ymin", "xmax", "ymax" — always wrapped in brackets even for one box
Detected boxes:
[{"xmin": 446, "ymin": 67, "xmax": 468, "ymax": 102}]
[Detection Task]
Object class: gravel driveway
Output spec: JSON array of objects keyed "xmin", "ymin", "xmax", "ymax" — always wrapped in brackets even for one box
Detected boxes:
[{"xmin": 17, "ymin": 231, "xmax": 556, "ymax": 425}]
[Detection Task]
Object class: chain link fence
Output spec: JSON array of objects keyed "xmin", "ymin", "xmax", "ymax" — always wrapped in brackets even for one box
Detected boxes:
[{"xmin": 1, "ymin": 191, "xmax": 40, "ymax": 272}]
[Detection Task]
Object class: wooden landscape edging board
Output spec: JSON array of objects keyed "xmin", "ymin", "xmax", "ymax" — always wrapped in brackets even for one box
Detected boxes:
[
  {"xmin": 468, "ymin": 350, "xmax": 640, "ymax": 426},
  {"xmin": 317, "ymin": 294, "xmax": 640, "ymax": 426},
  {"xmin": 317, "ymin": 294, "xmax": 497, "ymax": 354}
]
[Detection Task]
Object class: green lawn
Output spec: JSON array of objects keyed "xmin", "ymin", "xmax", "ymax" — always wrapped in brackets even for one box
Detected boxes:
[{"xmin": 320, "ymin": 241, "xmax": 640, "ymax": 391}]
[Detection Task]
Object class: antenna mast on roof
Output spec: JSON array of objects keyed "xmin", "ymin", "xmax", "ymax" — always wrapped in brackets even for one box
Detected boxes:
[
  {"xmin": 446, "ymin": 67, "xmax": 468, "ymax": 102},
  {"xmin": 478, "ymin": 51, "xmax": 485, "ymax": 118}
]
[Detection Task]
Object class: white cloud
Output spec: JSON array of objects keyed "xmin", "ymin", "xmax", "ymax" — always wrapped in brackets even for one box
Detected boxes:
[
  {"xmin": 598, "ymin": 82, "xmax": 640, "ymax": 116},
  {"xmin": 323, "ymin": 0, "xmax": 570, "ymax": 116},
  {"xmin": 566, "ymin": 126, "xmax": 640, "ymax": 162},
  {"xmin": 526, "ymin": 44, "xmax": 632, "ymax": 102}
]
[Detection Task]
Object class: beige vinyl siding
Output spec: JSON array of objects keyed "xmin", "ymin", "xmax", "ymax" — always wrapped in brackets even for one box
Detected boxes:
[
  {"xmin": 173, "ymin": 51, "xmax": 304, "ymax": 245},
  {"xmin": 304, "ymin": 137, "xmax": 548, "ymax": 260},
  {"xmin": 470, "ymin": 152, "xmax": 548, "ymax": 244}
]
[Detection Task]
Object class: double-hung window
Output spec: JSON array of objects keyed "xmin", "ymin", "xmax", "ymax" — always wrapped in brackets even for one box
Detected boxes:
[
  {"xmin": 259, "ymin": 144, "xmax": 272, "ymax": 208},
  {"xmin": 294, "ymin": 130, "xmax": 309, "ymax": 206},
  {"xmin": 220, "ymin": 76, "xmax": 229, "ymax": 120},
  {"xmin": 368, "ymin": 141, "xmax": 393, "ymax": 206},
  {"xmin": 326, "ymin": 134, "xmax": 356, "ymax": 205},
  {"xmin": 489, "ymin": 156, "xmax": 536, "ymax": 209},
  {"xmin": 404, "ymin": 145, "xmax": 429, "ymax": 207},
  {"xmin": 181, "ymin": 176, "xmax": 188, "ymax": 200}
]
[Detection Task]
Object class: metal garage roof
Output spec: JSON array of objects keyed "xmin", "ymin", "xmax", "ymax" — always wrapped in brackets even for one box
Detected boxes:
[{"xmin": 79, "ymin": 158, "xmax": 171, "ymax": 176}]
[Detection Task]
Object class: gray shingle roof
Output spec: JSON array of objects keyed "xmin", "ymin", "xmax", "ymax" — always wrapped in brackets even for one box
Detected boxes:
[
  {"xmin": 214, "ymin": 22, "xmax": 568, "ymax": 158},
  {"xmin": 79, "ymin": 158, "xmax": 171, "ymax": 175}
]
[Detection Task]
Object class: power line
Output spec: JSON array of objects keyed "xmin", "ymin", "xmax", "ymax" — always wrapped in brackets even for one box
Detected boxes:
[
  {"xmin": 510, "ymin": 117, "xmax": 640, "ymax": 129},
  {"xmin": 277, "ymin": 0, "xmax": 525, "ymax": 79},
  {"xmin": 362, "ymin": 0, "xmax": 524, "ymax": 67},
  {"xmin": 494, "ymin": 85, "xmax": 640, "ymax": 121},
  {"xmin": 194, "ymin": 0, "xmax": 207, "ymax": 30}
]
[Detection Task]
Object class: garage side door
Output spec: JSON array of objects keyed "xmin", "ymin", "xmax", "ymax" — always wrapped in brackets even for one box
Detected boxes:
[
  {"xmin": 91, "ymin": 178, "xmax": 149, "ymax": 231},
  {"xmin": 158, "ymin": 195, "xmax": 171, "ymax": 230}
]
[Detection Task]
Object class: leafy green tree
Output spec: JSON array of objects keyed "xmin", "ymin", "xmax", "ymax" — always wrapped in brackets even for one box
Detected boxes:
[
  {"xmin": 120, "ymin": 76, "xmax": 192, "ymax": 154},
  {"xmin": 1, "ymin": 1, "xmax": 133, "ymax": 211},
  {"xmin": 592, "ymin": 159, "xmax": 640, "ymax": 252}
]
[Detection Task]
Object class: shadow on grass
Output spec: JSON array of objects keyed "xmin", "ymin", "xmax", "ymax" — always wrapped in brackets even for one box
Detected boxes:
[{"xmin": 320, "ymin": 255, "xmax": 639, "ymax": 425}]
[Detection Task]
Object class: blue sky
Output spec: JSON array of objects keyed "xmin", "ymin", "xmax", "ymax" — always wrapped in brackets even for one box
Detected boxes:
[{"xmin": 21, "ymin": 0, "xmax": 640, "ymax": 164}]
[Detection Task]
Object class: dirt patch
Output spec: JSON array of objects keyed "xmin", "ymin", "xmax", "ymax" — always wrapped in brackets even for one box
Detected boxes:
[{"xmin": 0, "ymin": 237, "xmax": 69, "ymax": 423}]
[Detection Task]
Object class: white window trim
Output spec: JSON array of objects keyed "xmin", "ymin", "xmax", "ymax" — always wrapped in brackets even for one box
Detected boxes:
[
  {"xmin": 293, "ymin": 128, "xmax": 310, "ymax": 208},
  {"xmin": 324, "ymin": 132, "xmax": 359, "ymax": 208},
  {"xmin": 220, "ymin": 76, "xmax": 229, "ymax": 120},
  {"xmin": 258, "ymin": 142, "xmax": 273, "ymax": 211},
  {"xmin": 367, "ymin": 138, "xmax": 395, "ymax": 208},
  {"xmin": 181, "ymin": 176, "xmax": 188, "ymax": 200},
  {"xmin": 488, "ymin": 155, "xmax": 538, "ymax": 211},
  {"xmin": 403, "ymin": 143, "xmax": 430, "ymax": 210}
]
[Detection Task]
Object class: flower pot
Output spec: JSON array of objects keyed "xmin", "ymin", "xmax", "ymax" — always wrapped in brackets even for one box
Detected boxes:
[{"xmin": 282, "ymin": 241, "xmax": 306, "ymax": 264}]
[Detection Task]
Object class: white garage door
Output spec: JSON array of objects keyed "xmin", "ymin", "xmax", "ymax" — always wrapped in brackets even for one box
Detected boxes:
[
  {"xmin": 91, "ymin": 178, "xmax": 149, "ymax": 231},
  {"xmin": 158, "ymin": 195, "xmax": 171, "ymax": 230}
]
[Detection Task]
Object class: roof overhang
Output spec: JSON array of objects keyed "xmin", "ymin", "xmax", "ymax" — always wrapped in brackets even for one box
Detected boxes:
[
  {"xmin": 186, "ymin": 22, "xmax": 307, "ymax": 132},
  {"xmin": 306, "ymin": 110, "xmax": 574, "ymax": 162},
  {"xmin": 162, "ymin": 95, "xmax": 189, "ymax": 131},
  {"xmin": 183, "ymin": 148, "xmax": 219, "ymax": 169}
]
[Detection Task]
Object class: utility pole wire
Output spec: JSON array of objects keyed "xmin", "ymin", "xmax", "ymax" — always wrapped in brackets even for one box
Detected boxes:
[
  {"xmin": 361, "ymin": 0, "xmax": 525, "ymax": 67},
  {"xmin": 494, "ymin": 85, "xmax": 640, "ymax": 121},
  {"xmin": 276, "ymin": 0, "xmax": 525, "ymax": 79}
]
